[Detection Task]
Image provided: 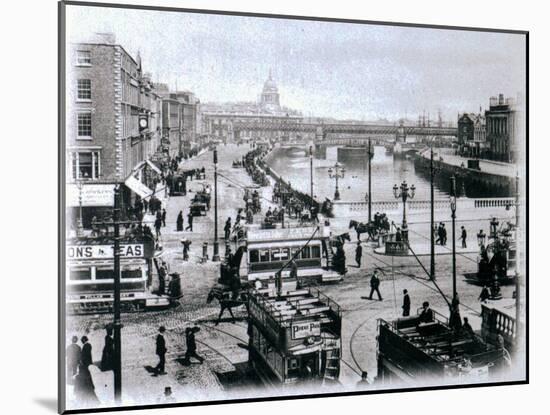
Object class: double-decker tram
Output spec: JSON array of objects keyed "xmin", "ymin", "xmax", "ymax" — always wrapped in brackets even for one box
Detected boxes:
[
  {"xmin": 66, "ymin": 236, "xmax": 170, "ymax": 314},
  {"xmin": 238, "ymin": 225, "xmax": 342, "ymax": 284},
  {"xmin": 248, "ymin": 285, "xmax": 342, "ymax": 387}
]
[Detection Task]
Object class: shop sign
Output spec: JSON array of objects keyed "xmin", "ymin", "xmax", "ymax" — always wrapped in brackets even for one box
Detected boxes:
[
  {"xmin": 66, "ymin": 184, "xmax": 115, "ymax": 207},
  {"xmin": 291, "ymin": 321, "xmax": 321, "ymax": 339},
  {"xmin": 67, "ymin": 244, "xmax": 144, "ymax": 260}
]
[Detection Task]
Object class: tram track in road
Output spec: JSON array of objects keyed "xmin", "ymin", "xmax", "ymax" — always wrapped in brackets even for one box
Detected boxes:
[{"xmin": 362, "ymin": 250, "xmax": 482, "ymax": 317}]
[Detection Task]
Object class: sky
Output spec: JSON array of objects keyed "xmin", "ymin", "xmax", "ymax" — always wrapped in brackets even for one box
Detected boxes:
[{"xmin": 66, "ymin": 4, "xmax": 526, "ymax": 122}]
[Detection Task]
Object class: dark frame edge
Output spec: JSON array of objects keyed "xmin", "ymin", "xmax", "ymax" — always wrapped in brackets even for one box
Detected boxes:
[
  {"xmin": 56, "ymin": 2, "xmax": 529, "ymax": 414},
  {"xmin": 59, "ymin": 1, "xmax": 68, "ymax": 414},
  {"xmin": 61, "ymin": 0, "xmax": 528, "ymax": 35}
]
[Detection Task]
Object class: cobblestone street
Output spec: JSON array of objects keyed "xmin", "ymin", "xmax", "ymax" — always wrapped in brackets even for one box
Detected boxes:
[{"xmin": 65, "ymin": 144, "xmax": 524, "ymax": 410}]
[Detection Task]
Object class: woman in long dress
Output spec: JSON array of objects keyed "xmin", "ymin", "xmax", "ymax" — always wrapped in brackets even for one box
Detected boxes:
[{"xmin": 176, "ymin": 211, "xmax": 184, "ymax": 231}]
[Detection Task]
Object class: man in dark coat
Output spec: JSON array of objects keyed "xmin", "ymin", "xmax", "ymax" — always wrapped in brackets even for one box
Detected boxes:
[
  {"xmin": 155, "ymin": 326, "xmax": 167, "ymax": 375},
  {"xmin": 368, "ymin": 270, "xmax": 383, "ymax": 301},
  {"xmin": 154, "ymin": 217, "xmax": 162, "ymax": 240},
  {"xmin": 176, "ymin": 211, "xmax": 184, "ymax": 232},
  {"xmin": 100, "ymin": 326, "xmax": 115, "ymax": 372},
  {"xmin": 183, "ymin": 327, "xmax": 204, "ymax": 365},
  {"xmin": 418, "ymin": 301, "xmax": 434, "ymax": 323},
  {"xmin": 66, "ymin": 335, "xmax": 81, "ymax": 381},
  {"xmin": 186, "ymin": 211, "xmax": 193, "ymax": 232},
  {"xmin": 479, "ymin": 285, "xmax": 490, "ymax": 303},
  {"xmin": 460, "ymin": 226, "xmax": 467, "ymax": 248},
  {"xmin": 441, "ymin": 223, "xmax": 447, "ymax": 245},
  {"xmin": 224, "ymin": 218, "xmax": 232, "ymax": 240},
  {"xmin": 355, "ymin": 242, "xmax": 363, "ymax": 267},
  {"xmin": 402, "ymin": 289, "xmax": 411, "ymax": 317},
  {"xmin": 161, "ymin": 209, "xmax": 167, "ymax": 227},
  {"xmin": 74, "ymin": 336, "xmax": 99, "ymax": 406}
]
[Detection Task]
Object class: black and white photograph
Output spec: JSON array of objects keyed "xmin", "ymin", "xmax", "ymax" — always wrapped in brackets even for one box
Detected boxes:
[{"xmin": 58, "ymin": 1, "xmax": 528, "ymax": 412}]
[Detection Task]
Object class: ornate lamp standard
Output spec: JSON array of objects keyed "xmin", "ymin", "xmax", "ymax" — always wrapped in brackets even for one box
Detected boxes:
[
  {"xmin": 212, "ymin": 149, "xmax": 220, "ymax": 261},
  {"xmin": 76, "ymin": 180, "xmax": 84, "ymax": 237},
  {"xmin": 327, "ymin": 162, "xmax": 345, "ymax": 201},
  {"xmin": 449, "ymin": 176, "xmax": 462, "ymax": 331},
  {"xmin": 392, "ymin": 180, "xmax": 415, "ymax": 242}
]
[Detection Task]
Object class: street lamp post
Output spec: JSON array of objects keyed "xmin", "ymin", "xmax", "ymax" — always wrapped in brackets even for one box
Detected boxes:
[
  {"xmin": 449, "ymin": 176, "xmax": 462, "ymax": 331},
  {"xmin": 112, "ymin": 184, "xmax": 122, "ymax": 403},
  {"xmin": 367, "ymin": 139, "xmax": 373, "ymax": 223},
  {"xmin": 76, "ymin": 180, "xmax": 84, "ymax": 237},
  {"xmin": 212, "ymin": 150, "xmax": 220, "ymax": 261},
  {"xmin": 392, "ymin": 180, "xmax": 416, "ymax": 242},
  {"xmin": 309, "ymin": 145, "xmax": 313, "ymax": 201},
  {"xmin": 328, "ymin": 162, "xmax": 345, "ymax": 201}
]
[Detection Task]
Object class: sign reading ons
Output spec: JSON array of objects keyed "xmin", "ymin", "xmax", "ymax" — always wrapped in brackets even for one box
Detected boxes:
[
  {"xmin": 291, "ymin": 321, "xmax": 321, "ymax": 340},
  {"xmin": 67, "ymin": 244, "xmax": 144, "ymax": 260}
]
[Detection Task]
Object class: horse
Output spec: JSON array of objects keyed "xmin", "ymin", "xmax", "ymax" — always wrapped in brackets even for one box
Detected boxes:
[
  {"xmin": 349, "ymin": 220, "xmax": 378, "ymax": 242},
  {"xmin": 331, "ymin": 232, "xmax": 351, "ymax": 248},
  {"xmin": 206, "ymin": 287, "xmax": 248, "ymax": 325}
]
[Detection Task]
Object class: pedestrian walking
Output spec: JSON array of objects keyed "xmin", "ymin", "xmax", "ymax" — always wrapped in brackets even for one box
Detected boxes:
[
  {"xmin": 224, "ymin": 217, "xmax": 231, "ymax": 240},
  {"xmin": 159, "ymin": 386, "xmax": 176, "ymax": 403},
  {"xmin": 162, "ymin": 209, "xmax": 167, "ymax": 227},
  {"xmin": 66, "ymin": 335, "xmax": 81, "ymax": 381},
  {"xmin": 186, "ymin": 211, "xmax": 193, "ymax": 232},
  {"xmin": 183, "ymin": 327, "xmax": 204, "ymax": 365},
  {"xmin": 460, "ymin": 226, "xmax": 467, "ymax": 248},
  {"xmin": 395, "ymin": 227, "xmax": 402, "ymax": 242},
  {"xmin": 436, "ymin": 223, "xmax": 443, "ymax": 245},
  {"xmin": 74, "ymin": 336, "xmax": 99, "ymax": 406},
  {"xmin": 355, "ymin": 242, "xmax": 363, "ymax": 267},
  {"xmin": 356, "ymin": 371, "xmax": 370, "ymax": 388},
  {"xmin": 181, "ymin": 239, "xmax": 191, "ymax": 261},
  {"xmin": 441, "ymin": 223, "xmax": 447, "ymax": 245},
  {"xmin": 100, "ymin": 326, "xmax": 115, "ymax": 372},
  {"xmin": 479, "ymin": 285, "xmax": 490, "ymax": 303},
  {"xmin": 154, "ymin": 326, "xmax": 167, "ymax": 375},
  {"xmin": 154, "ymin": 217, "xmax": 162, "ymax": 239},
  {"xmin": 158, "ymin": 262, "xmax": 167, "ymax": 295},
  {"xmin": 368, "ymin": 270, "xmax": 383, "ymax": 301},
  {"xmin": 176, "ymin": 211, "xmax": 184, "ymax": 232},
  {"xmin": 402, "ymin": 289, "xmax": 411, "ymax": 317}
]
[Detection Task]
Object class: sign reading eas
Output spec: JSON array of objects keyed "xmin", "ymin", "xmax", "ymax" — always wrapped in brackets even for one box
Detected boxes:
[{"xmin": 67, "ymin": 244, "xmax": 144, "ymax": 260}]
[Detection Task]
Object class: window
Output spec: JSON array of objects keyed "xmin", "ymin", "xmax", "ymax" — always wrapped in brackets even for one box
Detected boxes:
[
  {"xmin": 249, "ymin": 249, "xmax": 259, "ymax": 263},
  {"xmin": 77, "ymin": 112, "xmax": 92, "ymax": 137},
  {"xmin": 301, "ymin": 246, "xmax": 311, "ymax": 259},
  {"xmin": 311, "ymin": 245, "xmax": 321, "ymax": 259},
  {"xmin": 77, "ymin": 79, "xmax": 91, "ymax": 100},
  {"xmin": 259, "ymin": 249, "xmax": 270, "ymax": 263},
  {"xmin": 271, "ymin": 248, "xmax": 289, "ymax": 262},
  {"xmin": 70, "ymin": 151, "xmax": 100, "ymax": 180},
  {"xmin": 95, "ymin": 268, "xmax": 113, "ymax": 280},
  {"xmin": 69, "ymin": 267, "xmax": 92, "ymax": 281},
  {"xmin": 76, "ymin": 50, "xmax": 91, "ymax": 66},
  {"xmin": 121, "ymin": 267, "xmax": 142, "ymax": 279}
]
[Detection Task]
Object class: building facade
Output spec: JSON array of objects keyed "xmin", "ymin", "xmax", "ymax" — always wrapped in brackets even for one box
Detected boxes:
[
  {"xmin": 200, "ymin": 73, "xmax": 307, "ymax": 143},
  {"xmin": 457, "ymin": 112, "xmax": 487, "ymax": 158},
  {"xmin": 485, "ymin": 94, "xmax": 518, "ymax": 163},
  {"xmin": 66, "ymin": 34, "xmax": 163, "ymax": 230}
]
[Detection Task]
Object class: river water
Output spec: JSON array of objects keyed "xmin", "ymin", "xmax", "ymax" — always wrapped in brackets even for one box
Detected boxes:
[{"xmin": 265, "ymin": 145, "xmax": 499, "ymax": 202}]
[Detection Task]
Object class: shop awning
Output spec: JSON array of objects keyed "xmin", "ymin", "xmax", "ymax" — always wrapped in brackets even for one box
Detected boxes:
[
  {"xmin": 124, "ymin": 175, "xmax": 153, "ymax": 199},
  {"xmin": 146, "ymin": 159, "xmax": 162, "ymax": 174}
]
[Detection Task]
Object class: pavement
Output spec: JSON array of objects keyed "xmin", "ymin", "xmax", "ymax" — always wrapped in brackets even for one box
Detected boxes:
[{"xmin": 65, "ymin": 143, "xmax": 525, "ymax": 411}]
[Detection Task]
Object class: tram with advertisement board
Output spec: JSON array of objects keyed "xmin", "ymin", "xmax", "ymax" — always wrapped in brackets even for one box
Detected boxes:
[
  {"xmin": 66, "ymin": 236, "xmax": 170, "ymax": 314},
  {"xmin": 237, "ymin": 225, "xmax": 342, "ymax": 284},
  {"xmin": 247, "ymin": 287, "xmax": 342, "ymax": 387}
]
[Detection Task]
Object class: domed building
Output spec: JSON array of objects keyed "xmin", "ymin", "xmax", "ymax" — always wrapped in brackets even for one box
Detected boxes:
[{"xmin": 260, "ymin": 71, "xmax": 281, "ymax": 111}]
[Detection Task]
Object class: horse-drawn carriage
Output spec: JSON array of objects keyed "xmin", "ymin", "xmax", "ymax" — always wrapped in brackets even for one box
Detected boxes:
[
  {"xmin": 166, "ymin": 172, "xmax": 187, "ymax": 196},
  {"xmin": 349, "ymin": 213, "xmax": 390, "ymax": 242},
  {"xmin": 190, "ymin": 184, "xmax": 211, "ymax": 216}
]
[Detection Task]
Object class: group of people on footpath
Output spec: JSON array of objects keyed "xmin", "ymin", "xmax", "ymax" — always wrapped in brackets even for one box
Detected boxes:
[{"xmin": 66, "ymin": 326, "xmax": 117, "ymax": 406}]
